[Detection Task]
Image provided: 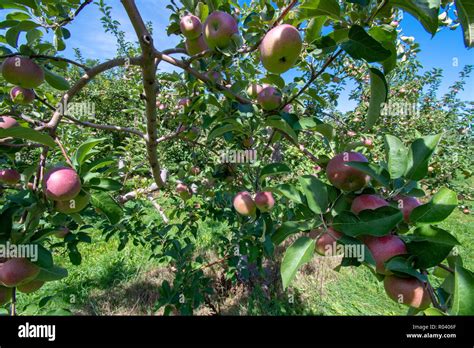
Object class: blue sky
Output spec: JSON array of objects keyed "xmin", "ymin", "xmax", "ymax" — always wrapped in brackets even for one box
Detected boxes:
[{"xmin": 2, "ymin": 0, "xmax": 473, "ymax": 111}]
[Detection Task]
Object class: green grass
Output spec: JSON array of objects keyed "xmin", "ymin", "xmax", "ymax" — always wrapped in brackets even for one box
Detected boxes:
[{"xmin": 10, "ymin": 207, "xmax": 474, "ymax": 316}]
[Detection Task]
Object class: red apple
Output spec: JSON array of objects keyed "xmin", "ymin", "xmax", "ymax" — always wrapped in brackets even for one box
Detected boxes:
[
  {"xmin": 326, "ymin": 152, "xmax": 370, "ymax": 192},
  {"xmin": 384, "ymin": 276, "xmax": 431, "ymax": 309},
  {"xmin": 10, "ymin": 86, "xmax": 35, "ymax": 105},
  {"xmin": 393, "ymin": 195, "xmax": 421, "ymax": 223},
  {"xmin": 185, "ymin": 34, "xmax": 209, "ymax": 55},
  {"xmin": 180, "ymin": 15, "xmax": 202, "ymax": 40},
  {"xmin": 254, "ymin": 192, "xmax": 275, "ymax": 212},
  {"xmin": 363, "ymin": 235, "xmax": 407, "ymax": 275},
  {"xmin": 257, "ymin": 86, "xmax": 282, "ymax": 111},
  {"xmin": 0, "ymin": 258, "xmax": 40, "ymax": 287},
  {"xmin": 0, "ymin": 115, "xmax": 20, "ymax": 129},
  {"xmin": 315, "ymin": 227, "xmax": 343, "ymax": 256},
  {"xmin": 176, "ymin": 183, "xmax": 192, "ymax": 200},
  {"xmin": 0, "ymin": 169, "xmax": 21, "ymax": 185},
  {"xmin": 203, "ymin": 11, "xmax": 239, "ymax": 50},
  {"xmin": 260, "ymin": 24, "xmax": 302, "ymax": 74},
  {"xmin": 43, "ymin": 167, "xmax": 81, "ymax": 201},
  {"xmin": 233, "ymin": 191, "xmax": 256, "ymax": 216},
  {"xmin": 351, "ymin": 194, "xmax": 389, "ymax": 215},
  {"xmin": 1, "ymin": 56, "xmax": 44, "ymax": 88}
]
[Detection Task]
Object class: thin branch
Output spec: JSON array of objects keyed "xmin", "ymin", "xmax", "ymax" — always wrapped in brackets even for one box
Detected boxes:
[
  {"xmin": 183, "ymin": 49, "xmax": 212, "ymax": 66},
  {"xmin": 422, "ymin": 270, "xmax": 444, "ymax": 311},
  {"xmin": 118, "ymin": 183, "xmax": 160, "ymax": 203},
  {"xmin": 366, "ymin": 0, "xmax": 390, "ymax": 24},
  {"xmin": 0, "ymin": 53, "xmax": 89, "ymax": 70},
  {"xmin": 54, "ymin": 136, "xmax": 73, "ymax": 167},
  {"xmin": 147, "ymin": 194, "xmax": 169, "ymax": 224},
  {"xmin": 284, "ymin": 49, "xmax": 344, "ymax": 107},
  {"xmin": 63, "ymin": 114, "xmax": 146, "ymax": 139},
  {"xmin": 156, "ymin": 50, "xmax": 252, "ymax": 105},
  {"xmin": 42, "ymin": 0, "xmax": 93, "ymax": 29}
]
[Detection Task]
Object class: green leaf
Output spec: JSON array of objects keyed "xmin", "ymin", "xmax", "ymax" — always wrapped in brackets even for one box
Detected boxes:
[
  {"xmin": 404, "ymin": 225, "xmax": 459, "ymax": 268},
  {"xmin": 368, "ymin": 25, "xmax": 397, "ymax": 73},
  {"xmin": 207, "ymin": 123, "xmax": 240, "ymax": 142},
  {"xmin": 410, "ymin": 187, "xmax": 458, "ymax": 224},
  {"xmin": 384, "ymin": 256, "xmax": 427, "ymax": 282},
  {"xmin": 260, "ymin": 163, "xmax": 291, "ymax": 181},
  {"xmin": 298, "ymin": 175, "xmax": 328, "ymax": 214},
  {"xmin": 43, "ymin": 67, "xmax": 70, "ymax": 90},
  {"xmin": 281, "ymin": 236, "xmax": 315, "ymax": 290},
  {"xmin": 305, "ymin": 16, "xmax": 326, "ymax": 43},
  {"xmin": 365, "ymin": 67, "xmax": 388, "ymax": 130},
  {"xmin": 384, "ymin": 134, "xmax": 408, "ymax": 179},
  {"xmin": 298, "ymin": 0, "xmax": 341, "ymax": 20},
  {"xmin": 261, "ymin": 74, "xmax": 285, "ymax": 90},
  {"xmin": 345, "ymin": 161, "xmax": 390, "ymax": 186},
  {"xmin": 268, "ymin": 183, "xmax": 304, "ymax": 205},
  {"xmin": 272, "ymin": 220, "xmax": 319, "ymax": 245},
  {"xmin": 341, "ymin": 25, "xmax": 391, "ymax": 62},
  {"xmin": 314, "ymin": 123, "xmax": 335, "ymax": 140},
  {"xmin": 424, "ymin": 307, "xmax": 446, "ymax": 316},
  {"xmin": 265, "ymin": 116, "xmax": 298, "ymax": 143},
  {"xmin": 456, "ymin": 0, "xmax": 474, "ymax": 48},
  {"xmin": 0, "ymin": 126, "xmax": 56, "ymax": 147},
  {"xmin": 87, "ymin": 178, "xmax": 122, "ymax": 191},
  {"xmin": 91, "ymin": 192, "xmax": 123, "ymax": 224},
  {"xmin": 405, "ymin": 134, "xmax": 442, "ymax": 180},
  {"xmin": 72, "ymin": 138, "xmax": 107, "ymax": 167},
  {"xmin": 36, "ymin": 265, "xmax": 68, "ymax": 282},
  {"xmin": 451, "ymin": 264, "xmax": 474, "ymax": 315},
  {"xmin": 391, "ymin": 0, "xmax": 440, "ymax": 35},
  {"xmin": 33, "ymin": 244, "xmax": 54, "ymax": 269},
  {"xmin": 332, "ymin": 206, "xmax": 403, "ymax": 237},
  {"xmin": 5, "ymin": 26, "xmax": 20, "ymax": 47}
]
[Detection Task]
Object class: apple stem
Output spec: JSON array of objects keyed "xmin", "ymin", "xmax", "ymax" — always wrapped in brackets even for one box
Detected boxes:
[
  {"xmin": 422, "ymin": 270, "xmax": 444, "ymax": 311},
  {"xmin": 10, "ymin": 287, "xmax": 16, "ymax": 316},
  {"xmin": 437, "ymin": 263, "xmax": 454, "ymax": 274}
]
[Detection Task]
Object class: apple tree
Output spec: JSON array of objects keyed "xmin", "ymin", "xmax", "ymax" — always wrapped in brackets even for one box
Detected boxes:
[{"xmin": 0, "ymin": 0, "xmax": 473, "ymax": 315}]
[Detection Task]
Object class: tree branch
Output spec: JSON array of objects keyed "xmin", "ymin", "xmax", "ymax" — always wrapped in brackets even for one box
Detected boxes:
[
  {"xmin": 155, "ymin": 50, "xmax": 252, "ymax": 105},
  {"xmin": 63, "ymin": 114, "xmax": 146, "ymax": 139},
  {"xmin": 284, "ymin": 49, "xmax": 344, "ymax": 108},
  {"xmin": 121, "ymin": 0, "xmax": 164, "ymax": 188},
  {"xmin": 0, "ymin": 53, "xmax": 90, "ymax": 71}
]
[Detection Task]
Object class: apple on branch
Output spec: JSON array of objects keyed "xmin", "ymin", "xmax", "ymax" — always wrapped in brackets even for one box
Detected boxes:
[{"xmin": 260, "ymin": 24, "xmax": 302, "ymax": 74}]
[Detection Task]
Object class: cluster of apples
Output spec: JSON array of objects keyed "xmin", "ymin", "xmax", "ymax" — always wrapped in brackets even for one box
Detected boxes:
[
  {"xmin": 0, "ymin": 258, "xmax": 44, "ymax": 304},
  {"xmin": 179, "ymin": 9, "xmax": 303, "ymax": 112},
  {"xmin": 313, "ymin": 151, "xmax": 430, "ymax": 309},
  {"xmin": 1, "ymin": 56, "xmax": 44, "ymax": 105},
  {"xmin": 233, "ymin": 191, "xmax": 275, "ymax": 216},
  {"xmin": 181, "ymin": 11, "xmax": 239, "ymax": 55}
]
